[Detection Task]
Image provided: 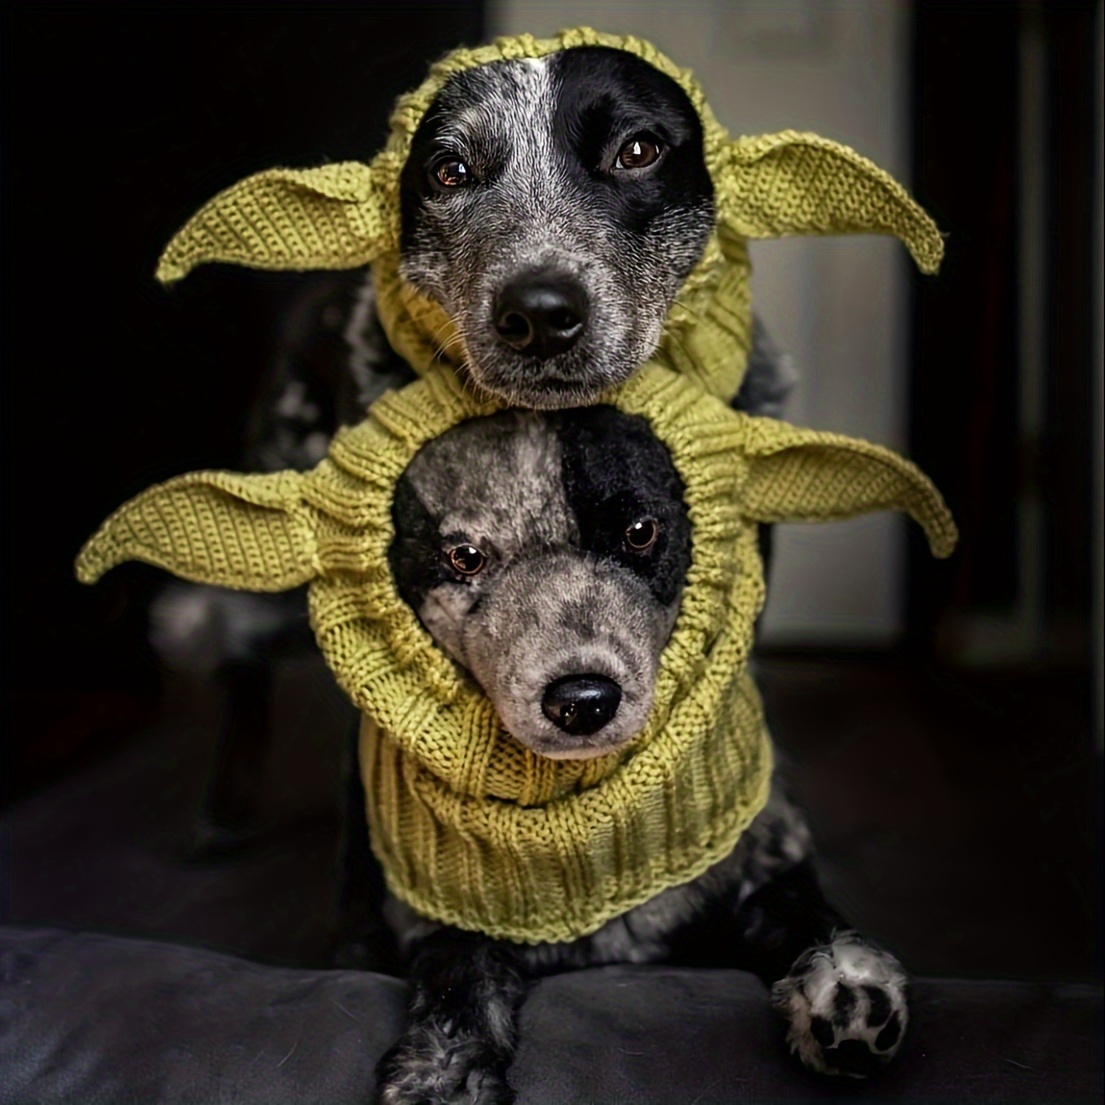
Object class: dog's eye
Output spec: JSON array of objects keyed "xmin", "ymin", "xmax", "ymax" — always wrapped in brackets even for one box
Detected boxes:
[
  {"xmin": 624, "ymin": 517, "xmax": 660, "ymax": 553},
  {"xmin": 432, "ymin": 158, "xmax": 472, "ymax": 188},
  {"xmin": 446, "ymin": 544, "xmax": 487, "ymax": 575},
  {"xmin": 616, "ymin": 135, "xmax": 663, "ymax": 171}
]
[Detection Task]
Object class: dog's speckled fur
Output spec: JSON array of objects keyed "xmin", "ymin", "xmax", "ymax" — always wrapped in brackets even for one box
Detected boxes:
[
  {"xmin": 389, "ymin": 407, "xmax": 688, "ymax": 758},
  {"xmin": 399, "ymin": 47, "xmax": 715, "ymax": 408}
]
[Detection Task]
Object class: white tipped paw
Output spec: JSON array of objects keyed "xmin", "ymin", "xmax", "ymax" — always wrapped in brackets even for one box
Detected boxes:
[{"xmin": 772, "ymin": 932, "xmax": 908, "ymax": 1078}]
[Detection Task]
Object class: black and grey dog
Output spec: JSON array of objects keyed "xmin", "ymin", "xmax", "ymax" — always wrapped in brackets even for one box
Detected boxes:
[
  {"xmin": 151, "ymin": 45, "xmax": 907, "ymax": 1103},
  {"xmin": 397, "ymin": 46, "xmax": 715, "ymax": 409},
  {"xmin": 151, "ymin": 44, "xmax": 790, "ymax": 841},
  {"xmin": 371, "ymin": 406, "xmax": 907, "ymax": 1104}
]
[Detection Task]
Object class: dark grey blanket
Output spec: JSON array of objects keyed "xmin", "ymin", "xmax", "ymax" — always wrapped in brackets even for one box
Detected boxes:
[{"xmin": 2, "ymin": 926, "xmax": 1100, "ymax": 1104}]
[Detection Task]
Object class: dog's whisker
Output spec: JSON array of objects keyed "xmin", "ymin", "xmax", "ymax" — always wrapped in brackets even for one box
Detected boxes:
[
  {"xmin": 435, "ymin": 335, "xmax": 467, "ymax": 361},
  {"xmin": 428, "ymin": 313, "xmax": 463, "ymax": 346},
  {"xmin": 660, "ymin": 325, "xmax": 701, "ymax": 372},
  {"xmin": 430, "ymin": 319, "xmax": 474, "ymax": 370},
  {"xmin": 427, "ymin": 318, "xmax": 464, "ymax": 355},
  {"xmin": 671, "ymin": 296, "xmax": 707, "ymax": 323}
]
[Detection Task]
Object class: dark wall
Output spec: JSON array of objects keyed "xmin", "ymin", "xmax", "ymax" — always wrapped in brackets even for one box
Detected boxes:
[
  {"xmin": 906, "ymin": 6, "xmax": 1100, "ymax": 976},
  {"xmin": 909, "ymin": 1, "xmax": 1098, "ymax": 671},
  {"xmin": 1, "ymin": 7, "xmax": 484, "ymax": 803}
]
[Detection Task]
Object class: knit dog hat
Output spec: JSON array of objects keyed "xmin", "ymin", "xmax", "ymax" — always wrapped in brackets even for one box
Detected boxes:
[
  {"xmin": 153, "ymin": 26, "xmax": 943, "ymax": 403},
  {"xmin": 77, "ymin": 364, "xmax": 955, "ymax": 943}
]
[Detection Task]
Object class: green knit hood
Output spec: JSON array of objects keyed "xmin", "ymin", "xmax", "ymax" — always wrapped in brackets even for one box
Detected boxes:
[
  {"xmin": 78, "ymin": 29, "xmax": 952, "ymax": 942},
  {"xmin": 77, "ymin": 364, "xmax": 955, "ymax": 943},
  {"xmin": 153, "ymin": 26, "xmax": 943, "ymax": 403}
]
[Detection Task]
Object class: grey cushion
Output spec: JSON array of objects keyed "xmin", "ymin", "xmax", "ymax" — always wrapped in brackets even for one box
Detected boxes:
[{"xmin": 1, "ymin": 926, "xmax": 1100, "ymax": 1104}]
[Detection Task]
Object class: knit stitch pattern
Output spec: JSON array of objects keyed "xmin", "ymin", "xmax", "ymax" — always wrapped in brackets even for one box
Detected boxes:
[
  {"xmin": 77, "ymin": 363, "xmax": 955, "ymax": 943},
  {"xmin": 152, "ymin": 27, "xmax": 943, "ymax": 404}
]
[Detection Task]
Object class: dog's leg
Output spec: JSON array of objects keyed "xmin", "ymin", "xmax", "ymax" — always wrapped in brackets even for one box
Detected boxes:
[
  {"xmin": 376, "ymin": 928, "xmax": 525, "ymax": 1105},
  {"xmin": 737, "ymin": 859, "xmax": 909, "ymax": 1078}
]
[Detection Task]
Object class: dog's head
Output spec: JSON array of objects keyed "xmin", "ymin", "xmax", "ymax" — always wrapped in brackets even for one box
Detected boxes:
[
  {"xmin": 389, "ymin": 406, "xmax": 691, "ymax": 759},
  {"xmin": 398, "ymin": 46, "xmax": 715, "ymax": 409},
  {"xmin": 79, "ymin": 361, "xmax": 957, "ymax": 778},
  {"xmin": 156, "ymin": 30, "xmax": 944, "ymax": 409}
]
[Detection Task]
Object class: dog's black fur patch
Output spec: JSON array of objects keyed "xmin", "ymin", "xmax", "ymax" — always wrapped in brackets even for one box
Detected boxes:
[
  {"xmin": 388, "ymin": 474, "xmax": 455, "ymax": 613},
  {"xmin": 551, "ymin": 47, "xmax": 714, "ymax": 237},
  {"xmin": 556, "ymin": 406, "xmax": 690, "ymax": 608}
]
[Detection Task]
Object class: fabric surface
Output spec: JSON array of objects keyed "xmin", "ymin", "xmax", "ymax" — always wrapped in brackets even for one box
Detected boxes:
[
  {"xmin": 152, "ymin": 25, "xmax": 944, "ymax": 403},
  {"xmin": 2, "ymin": 926, "xmax": 1100, "ymax": 1104},
  {"xmin": 76, "ymin": 364, "xmax": 955, "ymax": 943}
]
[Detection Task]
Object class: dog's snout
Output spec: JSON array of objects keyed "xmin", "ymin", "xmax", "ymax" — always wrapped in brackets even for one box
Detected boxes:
[
  {"xmin": 493, "ymin": 271, "xmax": 587, "ymax": 359},
  {"xmin": 541, "ymin": 674, "xmax": 622, "ymax": 736}
]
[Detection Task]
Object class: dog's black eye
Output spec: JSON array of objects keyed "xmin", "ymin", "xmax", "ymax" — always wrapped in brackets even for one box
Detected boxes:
[
  {"xmin": 616, "ymin": 134, "xmax": 663, "ymax": 171},
  {"xmin": 446, "ymin": 544, "xmax": 487, "ymax": 575},
  {"xmin": 433, "ymin": 158, "xmax": 472, "ymax": 188},
  {"xmin": 624, "ymin": 517, "xmax": 660, "ymax": 553}
]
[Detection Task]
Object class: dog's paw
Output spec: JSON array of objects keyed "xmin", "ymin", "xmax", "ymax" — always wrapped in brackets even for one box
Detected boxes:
[
  {"xmin": 771, "ymin": 931, "xmax": 908, "ymax": 1079},
  {"xmin": 375, "ymin": 1024, "xmax": 514, "ymax": 1105}
]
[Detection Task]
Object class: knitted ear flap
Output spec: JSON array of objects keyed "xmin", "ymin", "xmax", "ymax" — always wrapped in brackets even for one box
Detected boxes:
[
  {"xmin": 738, "ymin": 418, "xmax": 957, "ymax": 558},
  {"xmin": 76, "ymin": 470, "xmax": 316, "ymax": 589},
  {"xmin": 155, "ymin": 161, "xmax": 395, "ymax": 285},
  {"xmin": 717, "ymin": 131, "xmax": 945, "ymax": 274}
]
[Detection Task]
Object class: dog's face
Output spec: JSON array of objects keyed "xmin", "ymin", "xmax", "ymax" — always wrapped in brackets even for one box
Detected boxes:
[
  {"xmin": 389, "ymin": 407, "xmax": 691, "ymax": 759},
  {"xmin": 399, "ymin": 46, "xmax": 715, "ymax": 408}
]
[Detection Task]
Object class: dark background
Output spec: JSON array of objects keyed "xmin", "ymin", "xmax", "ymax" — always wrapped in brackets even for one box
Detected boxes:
[
  {"xmin": 2, "ymin": 5, "xmax": 486, "ymax": 798},
  {"xmin": 2, "ymin": 4, "xmax": 1100, "ymax": 984}
]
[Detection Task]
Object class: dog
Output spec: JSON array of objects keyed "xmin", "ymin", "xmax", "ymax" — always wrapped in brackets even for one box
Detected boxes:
[
  {"xmin": 148, "ymin": 44, "xmax": 905, "ymax": 1102},
  {"xmin": 362, "ymin": 405, "xmax": 907, "ymax": 1103}
]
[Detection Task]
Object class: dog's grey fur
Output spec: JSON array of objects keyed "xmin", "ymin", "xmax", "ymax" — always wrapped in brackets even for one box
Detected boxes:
[
  {"xmin": 399, "ymin": 48, "xmax": 715, "ymax": 408},
  {"xmin": 392, "ymin": 410, "xmax": 681, "ymax": 758}
]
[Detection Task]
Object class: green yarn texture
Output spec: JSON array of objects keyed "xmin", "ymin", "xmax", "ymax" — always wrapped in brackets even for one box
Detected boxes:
[{"xmin": 78, "ymin": 364, "xmax": 955, "ymax": 942}]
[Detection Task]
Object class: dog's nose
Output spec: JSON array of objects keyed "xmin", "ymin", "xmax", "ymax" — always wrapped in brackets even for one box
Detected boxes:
[
  {"xmin": 493, "ymin": 271, "xmax": 587, "ymax": 358},
  {"xmin": 541, "ymin": 675, "xmax": 621, "ymax": 736}
]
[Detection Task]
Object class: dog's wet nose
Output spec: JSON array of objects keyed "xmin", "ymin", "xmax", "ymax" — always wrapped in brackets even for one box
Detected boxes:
[
  {"xmin": 493, "ymin": 271, "xmax": 587, "ymax": 358},
  {"xmin": 542, "ymin": 675, "xmax": 621, "ymax": 736}
]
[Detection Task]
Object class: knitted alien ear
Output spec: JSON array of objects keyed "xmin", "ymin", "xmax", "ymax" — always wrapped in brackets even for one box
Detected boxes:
[
  {"xmin": 717, "ymin": 131, "xmax": 944, "ymax": 274},
  {"xmin": 739, "ymin": 418, "xmax": 957, "ymax": 558},
  {"xmin": 76, "ymin": 470, "xmax": 317, "ymax": 590},
  {"xmin": 155, "ymin": 161, "xmax": 395, "ymax": 285}
]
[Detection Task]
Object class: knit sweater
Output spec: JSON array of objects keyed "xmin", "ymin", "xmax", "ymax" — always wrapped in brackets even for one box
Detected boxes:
[
  {"xmin": 77, "ymin": 364, "xmax": 956, "ymax": 943},
  {"xmin": 152, "ymin": 26, "xmax": 944, "ymax": 403},
  {"xmin": 77, "ymin": 28, "xmax": 954, "ymax": 942}
]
